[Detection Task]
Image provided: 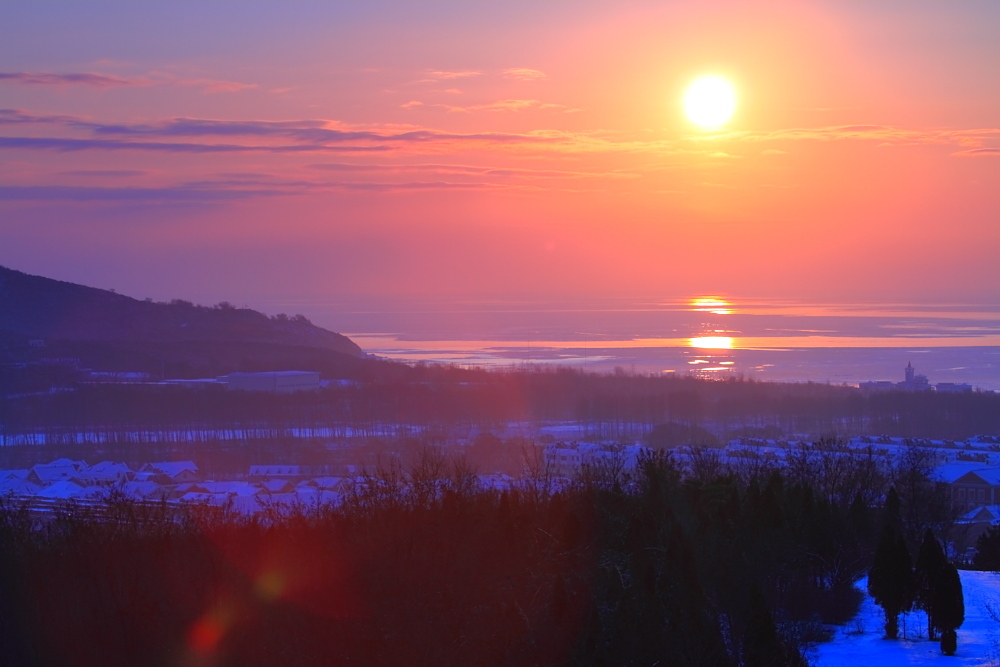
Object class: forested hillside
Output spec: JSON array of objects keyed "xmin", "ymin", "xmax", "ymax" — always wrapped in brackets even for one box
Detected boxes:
[{"xmin": 0, "ymin": 264, "xmax": 362, "ymax": 361}]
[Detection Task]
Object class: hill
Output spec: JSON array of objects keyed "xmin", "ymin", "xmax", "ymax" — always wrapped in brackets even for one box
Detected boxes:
[{"xmin": 0, "ymin": 264, "xmax": 365, "ymax": 377}]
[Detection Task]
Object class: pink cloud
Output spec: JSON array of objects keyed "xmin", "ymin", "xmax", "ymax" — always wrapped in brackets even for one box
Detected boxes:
[
  {"xmin": 306, "ymin": 162, "xmax": 637, "ymax": 181},
  {"xmin": 0, "ymin": 71, "xmax": 256, "ymax": 94},
  {"xmin": 705, "ymin": 125, "xmax": 1000, "ymax": 148},
  {"xmin": 422, "ymin": 70, "xmax": 481, "ymax": 81},
  {"xmin": 952, "ymin": 148, "xmax": 1000, "ymax": 157},
  {"xmin": 0, "ymin": 71, "xmax": 136, "ymax": 87},
  {"xmin": 445, "ymin": 99, "xmax": 580, "ymax": 114},
  {"xmin": 172, "ymin": 78, "xmax": 258, "ymax": 94},
  {"xmin": 501, "ymin": 68, "xmax": 546, "ymax": 81}
]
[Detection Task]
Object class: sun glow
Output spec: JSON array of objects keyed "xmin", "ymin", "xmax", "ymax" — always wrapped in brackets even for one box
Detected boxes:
[
  {"xmin": 690, "ymin": 296, "xmax": 733, "ymax": 315},
  {"xmin": 683, "ymin": 76, "xmax": 736, "ymax": 128},
  {"xmin": 689, "ymin": 336, "xmax": 734, "ymax": 349}
]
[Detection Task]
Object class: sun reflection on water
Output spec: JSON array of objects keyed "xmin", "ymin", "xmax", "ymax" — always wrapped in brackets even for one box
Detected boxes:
[
  {"xmin": 688, "ymin": 336, "xmax": 734, "ymax": 349},
  {"xmin": 690, "ymin": 297, "xmax": 733, "ymax": 315}
]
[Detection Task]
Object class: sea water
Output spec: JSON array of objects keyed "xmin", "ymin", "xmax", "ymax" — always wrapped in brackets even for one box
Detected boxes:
[{"xmin": 261, "ymin": 297, "xmax": 1000, "ymax": 391}]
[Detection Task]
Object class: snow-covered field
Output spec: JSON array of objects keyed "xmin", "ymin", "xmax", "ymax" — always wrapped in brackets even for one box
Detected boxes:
[{"xmin": 813, "ymin": 571, "xmax": 1000, "ymax": 666}]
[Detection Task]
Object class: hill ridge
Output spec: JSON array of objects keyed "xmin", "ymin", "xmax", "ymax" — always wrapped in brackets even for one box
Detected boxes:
[{"xmin": 0, "ymin": 264, "xmax": 363, "ymax": 360}]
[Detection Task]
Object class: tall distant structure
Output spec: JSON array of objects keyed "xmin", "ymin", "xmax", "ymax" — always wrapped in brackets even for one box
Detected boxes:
[
  {"xmin": 899, "ymin": 361, "xmax": 929, "ymax": 391},
  {"xmin": 859, "ymin": 363, "xmax": 971, "ymax": 393}
]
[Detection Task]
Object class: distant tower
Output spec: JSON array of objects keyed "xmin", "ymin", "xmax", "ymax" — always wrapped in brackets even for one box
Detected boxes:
[{"xmin": 905, "ymin": 362, "xmax": 914, "ymax": 384}]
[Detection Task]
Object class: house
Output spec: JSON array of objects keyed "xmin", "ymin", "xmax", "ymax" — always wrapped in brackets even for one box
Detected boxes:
[
  {"xmin": 0, "ymin": 477, "xmax": 40, "ymax": 497},
  {"xmin": 543, "ymin": 442, "xmax": 653, "ymax": 478},
  {"xmin": 248, "ymin": 465, "xmax": 304, "ymax": 481},
  {"xmin": 952, "ymin": 505, "xmax": 1000, "ymax": 559},
  {"xmin": 27, "ymin": 459, "xmax": 88, "ymax": 486},
  {"xmin": 132, "ymin": 471, "xmax": 172, "ymax": 484},
  {"xmin": 82, "ymin": 461, "xmax": 133, "ymax": 485},
  {"xmin": 298, "ymin": 476, "xmax": 352, "ymax": 493},
  {"xmin": 950, "ymin": 469, "xmax": 1000, "ymax": 511},
  {"xmin": 120, "ymin": 481, "xmax": 170, "ymax": 500},
  {"xmin": 197, "ymin": 481, "xmax": 262, "ymax": 496},
  {"xmin": 142, "ymin": 461, "xmax": 200, "ymax": 483},
  {"xmin": 544, "ymin": 446, "xmax": 583, "ymax": 477},
  {"xmin": 293, "ymin": 487, "xmax": 341, "ymax": 507},
  {"xmin": 179, "ymin": 491, "xmax": 266, "ymax": 516},
  {"xmin": 932, "ymin": 462, "xmax": 1000, "ymax": 512},
  {"xmin": 477, "ymin": 474, "xmax": 515, "ymax": 491},
  {"xmin": 962, "ymin": 505, "xmax": 1000, "ymax": 525},
  {"xmin": 35, "ymin": 479, "xmax": 105, "ymax": 500},
  {"xmin": 260, "ymin": 479, "xmax": 295, "ymax": 494}
]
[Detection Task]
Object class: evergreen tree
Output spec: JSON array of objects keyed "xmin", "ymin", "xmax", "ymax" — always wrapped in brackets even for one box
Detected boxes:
[
  {"xmin": 742, "ymin": 587, "xmax": 808, "ymax": 667},
  {"xmin": 883, "ymin": 487, "xmax": 902, "ymax": 528},
  {"xmin": 848, "ymin": 492, "xmax": 872, "ymax": 543},
  {"xmin": 913, "ymin": 528, "xmax": 948, "ymax": 639},
  {"xmin": 868, "ymin": 523, "xmax": 913, "ymax": 639},
  {"xmin": 941, "ymin": 629, "xmax": 957, "ymax": 656},
  {"xmin": 932, "ymin": 564, "xmax": 964, "ymax": 656},
  {"xmin": 972, "ymin": 525, "xmax": 1000, "ymax": 571}
]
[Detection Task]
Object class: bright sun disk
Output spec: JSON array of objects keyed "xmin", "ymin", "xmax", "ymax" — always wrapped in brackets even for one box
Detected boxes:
[{"xmin": 684, "ymin": 76, "xmax": 736, "ymax": 128}]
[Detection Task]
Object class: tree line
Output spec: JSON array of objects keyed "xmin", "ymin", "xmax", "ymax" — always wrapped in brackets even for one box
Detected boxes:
[
  {"xmin": 0, "ymin": 443, "xmax": 984, "ymax": 666},
  {"xmin": 3, "ymin": 367, "xmax": 1000, "ymax": 443}
]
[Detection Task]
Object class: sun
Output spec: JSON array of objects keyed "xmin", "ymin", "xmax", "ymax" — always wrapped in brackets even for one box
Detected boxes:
[{"xmin": 683, "ymin": 76, "xmax": 736, "ymax": 128}]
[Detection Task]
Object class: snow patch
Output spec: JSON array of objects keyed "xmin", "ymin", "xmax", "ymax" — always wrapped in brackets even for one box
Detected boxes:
[{"xmin": 814, "ymin": 571, "xmax": 1000, "ymax": 666}]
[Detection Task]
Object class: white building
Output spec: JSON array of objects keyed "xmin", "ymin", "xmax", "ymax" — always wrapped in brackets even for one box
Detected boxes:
[
  {"xmin": 221, "ymin": 371, "xmax": 320, "ymax": 393},
  {"xmin": 936, "ymin": 382, "xmax": 974, "ymax": 394}
]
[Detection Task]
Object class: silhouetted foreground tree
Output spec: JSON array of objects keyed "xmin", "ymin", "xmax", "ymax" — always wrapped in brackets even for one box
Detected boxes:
[
  {"xmin": 868, "ymin": 523, "xmax": 913, "ymax": 639},
  {"xmin": 0, "ymin": 458, "xmax": 886, "ymax": 667},
  {"xmin": 913, "ymin": 528, "xmax": 948, "ymax": 640},
  {"xmin": 933, "ymin": 564, "xmax": 964, "ymax": 656},
  {"xmin": 973, "ymin": 526, "xmax": 1000, "ymax": 571}
]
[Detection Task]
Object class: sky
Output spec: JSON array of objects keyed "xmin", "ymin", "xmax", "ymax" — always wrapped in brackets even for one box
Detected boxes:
[{"xmin": 1, "ymin": 0, "xmax": 999, "ymax": 308}]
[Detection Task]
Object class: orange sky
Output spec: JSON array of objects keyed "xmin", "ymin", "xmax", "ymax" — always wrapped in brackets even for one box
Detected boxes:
[{"xmin": 1, "ymin": 0, "xmax": 998, "ymax": 306}]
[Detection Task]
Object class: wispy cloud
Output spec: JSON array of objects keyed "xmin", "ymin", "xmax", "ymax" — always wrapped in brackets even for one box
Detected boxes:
[
  {"xmin": 335, "ymin": 180, "xmax": 524, "ymax": 192},
  {"xmin": 952, "ymin": 147, "xmax": 1000, "ymax": 157},
  {"xmin": 0, "ymin": 72, "xmax": 136, "ymax": 87},
  {"xmin": 0, "ymin": 178, "xmax": 539, "ymax": 204},
  {"xmin": 0, "ymin": 108, "xmax": 83, "ymax": 125},
  {"xmin": 170, "ymin": 78, "xmax": 257, "ymax": 93},
  {"xmin": 501, "ymin": 68, "xmax": 546, "ymax": 81},
  {"xmin": 0, "ymin": 71, "xmax": 256, "ymax": 93},
  {"xmin": 84, "ymin": 117, "xmax": 560, "ymax": 145},
  {"xmin": 401, "ymin": 99, "xmax": 575, "ymax": 113},
  {"xmin": 0, "ymin": 136, "xmax": 392, "ymax": 153},
  {"xmin": 411, "ymin": 70, "xmax": 482, "ymax": 84},
  {"xmin": 8, "ymin": 108, "xmax": 997, "ymax": 163},
  {"xmin": 307, "ymin": 162, "xmax": 637, "ymax": 180},
  {"xmin": 0, "ymin": 185, "xmax": 286, "ymax": 203},
  {"xmin": 701, "ymin": 125, "xmax": 1000, "ymax": 148},
  {"xmin": 424, "ymin": 70, "xmax": 481, "ymax": 80},
  {"xmin": 0, "ymin": 113, "xmax": 562, "ymax": 156},
  {"xmin": 445, "ymin": 99, "xmax": 580, "ymax": 114},
  {"xmin": 59, "ymin": 169, "xmax": 147, "ymax": 177}
]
